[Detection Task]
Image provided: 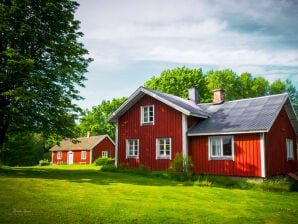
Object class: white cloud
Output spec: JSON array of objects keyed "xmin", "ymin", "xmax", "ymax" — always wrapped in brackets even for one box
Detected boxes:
[{"xmin": 75, "ymin": 0, "xmax": 298, "ymax": 109}]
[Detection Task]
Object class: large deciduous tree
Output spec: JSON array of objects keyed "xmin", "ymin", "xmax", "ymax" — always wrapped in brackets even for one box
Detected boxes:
[
  {"xmin": 144, "ymin": 66, "xmax": 211, "ymax": 102},
  {"xmin": 0, "ymin": 0, "xmax": 92, "ymax": 146},
  {"xmin": 77, "ymin": 97, "xmax": 127, "ymax": 140}
]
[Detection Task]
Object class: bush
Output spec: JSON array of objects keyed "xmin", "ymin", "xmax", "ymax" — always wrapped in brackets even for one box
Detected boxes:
[
  {"xmin": 39, "ymin": 159, "xmax": 50, "ymax": 166},
  {"xmin": 94, "ymin": 157, "xmax": 115, "ymax": 166},
  {"xmin": 168, "ymin": 153, "xmax": 193, "ymax": 181}
]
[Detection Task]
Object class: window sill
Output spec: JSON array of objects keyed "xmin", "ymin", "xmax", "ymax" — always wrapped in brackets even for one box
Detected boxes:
[
  {"xmin": 126, "ymin": 156, "xmax": 139, "ymax": 159},
  {"xmin": 209, "ymin": 157, "xmax": 233, "ymax": 161},
  {"xmin": 156, "ymin": 156, "xmax": 171, "ymax": 160},
  {"xmin": 141, "ymin": 122, "xmax": 154, "ymax": 126}
]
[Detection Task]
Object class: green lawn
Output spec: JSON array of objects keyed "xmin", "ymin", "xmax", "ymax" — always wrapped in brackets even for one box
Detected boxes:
[{"xmin": 0, "ymin": 165, "xmax": 297, "ymax": 224}]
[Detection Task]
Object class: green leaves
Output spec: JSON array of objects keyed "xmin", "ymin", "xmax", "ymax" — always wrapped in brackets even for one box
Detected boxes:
[
  {"xmin": 143, "ymin": 66, "xmax": 297, "ymax": 115},
  {"xmin": 0, "ymin": 0, "xmax": 92, "ymax": 145},
  {"xmin": 77, "ymin": 97, "xmax": 127, "ymax": 140}
]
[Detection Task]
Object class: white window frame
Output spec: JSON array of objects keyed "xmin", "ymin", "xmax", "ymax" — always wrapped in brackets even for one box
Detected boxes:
[
  {"xmin": 141, "ymin": 105, "xmax": 154, "ymax": 125},
  {"xmin": 156, "ymin": 138, "xmax": 171, "ymax": 160},
  {"xmin": 57, "ymin": 151, "xmax": 62, "ymax": 160},
  {"xmin": 208, "ymin": 136, "xmax": 234, "ymax": 160},
  {"xmin": 126, "ymin": 139, "xmax": 139, "ymax": 158},
  {"xmin": 81, "ymin": 151, "xmax": 86, "ymax": 160},
  {"xmin": 102, "ymin": 151, "xmax": 108, "ymax": 157},
  {"xmin": 286, "ymin": 138, "xmax": 294, "ymax": 160}
]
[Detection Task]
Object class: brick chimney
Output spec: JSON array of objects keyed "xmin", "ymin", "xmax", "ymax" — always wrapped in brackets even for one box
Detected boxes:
[
  {"xmin": 213, "ymin": 89, "xmax": 224, "ymax": 104},
  {"xmin": 87, "ymin": 131, "xmax": 92, "ymax": 138},
  {"xmin": 188, "ymin": 87, "xmax": 199, "ymax": 104}
]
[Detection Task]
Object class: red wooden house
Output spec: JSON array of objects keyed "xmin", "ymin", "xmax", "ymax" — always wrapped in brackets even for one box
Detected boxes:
[
  {"xmin": 108, "ymin": 87, "xmax": 298, "ymax": 177},
  {"xmin": 50, "ymin": 133, "xmax": 115, "ymax": 165}
]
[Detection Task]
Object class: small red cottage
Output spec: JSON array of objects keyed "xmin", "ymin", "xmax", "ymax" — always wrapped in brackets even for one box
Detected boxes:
[
  {"xmin": 108, "ymin": 86, "xmax": 298, "ymax": 177},
  {"xmin": 50, "ymin": 133, "xmax": 115, "ymax": 165}
]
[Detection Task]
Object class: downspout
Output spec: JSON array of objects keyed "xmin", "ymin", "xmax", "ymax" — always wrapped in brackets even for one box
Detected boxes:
[{"xmin": 260, "ymin": 133, "xmax": 266, "ymax": 178}]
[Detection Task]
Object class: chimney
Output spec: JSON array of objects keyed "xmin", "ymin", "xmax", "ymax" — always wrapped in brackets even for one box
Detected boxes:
[
  {"xmin": 87, "ymin": 131, "xmax": 92, "ymax": 138},
  {"xmin": 213, "ymin": 89, "xmax": 224, "ymax": 104},
  {"xmin": 188, "ymin": 87, "xmax": 199, "ymax": 104}
]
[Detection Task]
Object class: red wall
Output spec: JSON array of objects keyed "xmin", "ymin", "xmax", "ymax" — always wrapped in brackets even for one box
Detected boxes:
[
  {"xmin": 189, "ymin": 133, "xmax": 262, "ymax": 177},
  {"xmin": 52, "ymin": 151, "xmax": 90, "ymax": 164},
  {"xmin": 265, "ymin": 107, "xmax": 297, "ymax": 176},
  {"xmin": 51, "ymin": 137, "xmax": 115, "ymax": 165},
  {"xmin": 92, "ymin": 137, "xmax": 115, "ymax": 162},
  {"xmin": 118, "ymin": 95, "xmax": 183, "ymax": 170}
]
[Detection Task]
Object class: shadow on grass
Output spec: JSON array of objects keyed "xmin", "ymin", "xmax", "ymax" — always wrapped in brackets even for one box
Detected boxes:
[{"xmin": 0, "ymin": 166, "xmax": 179, "ymax": 187}]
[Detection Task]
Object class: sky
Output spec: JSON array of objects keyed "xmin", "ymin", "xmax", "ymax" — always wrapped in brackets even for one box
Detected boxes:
[{"xmin": 75, "ymin": 0, "xmax": 298, "ymax": 110}]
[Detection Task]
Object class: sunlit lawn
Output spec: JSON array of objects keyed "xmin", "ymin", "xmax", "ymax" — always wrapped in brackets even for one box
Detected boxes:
[{"xmin": 0, "ymin": 165, "xmax": 297, "ymax": 224}]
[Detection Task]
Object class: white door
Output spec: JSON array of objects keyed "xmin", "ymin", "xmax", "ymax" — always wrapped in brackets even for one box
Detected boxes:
[{"xmin": 67, "ymin": 151, "xmax": 73, "ymax": 165}]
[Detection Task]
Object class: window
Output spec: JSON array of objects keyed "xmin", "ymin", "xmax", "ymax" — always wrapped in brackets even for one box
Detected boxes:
[
  {"xmin": 57, "ymin": 151, "xmax": 62, "ymax": 160},
  {"xmin": 126, "ymin": 139, "xmax": 139, "ymax": 158},
  {"xmin": 102, "ymin": 151, "xmax": 108, "ymax": 157},
  {"xmin": 81, "ymin": 151, "xmax": 86, "ymax": 160},
  {"xmin": 156, "ymin": 138, "xmax": 171, "ymax": 159},
  {"xmin": 141, "ymin": 105, "xmax": 154, "ymax": 125},
  {"xmin": 209, "ymin": 136, "xmax": 234, "ymax": 160},
  {"xmin": 286, "ymin": 138, "xmax": 294, "ymax": 160}
]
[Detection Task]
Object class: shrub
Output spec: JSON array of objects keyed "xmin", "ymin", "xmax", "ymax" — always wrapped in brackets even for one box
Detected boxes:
[
  {"xmin": 168, "ymin": 153, "xmax": 193, "ymax": 181},
  {"xmin": 94, "ymin": 157, "xmax": 115, "ymax": 166},
  {"xmin": 39, "ymin": 159, "xmax": 50, "ymax": 166}
]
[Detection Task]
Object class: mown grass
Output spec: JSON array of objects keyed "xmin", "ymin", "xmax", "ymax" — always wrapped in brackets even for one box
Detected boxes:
[{"xmin": 0, "ymin": 165, "xmax": 298, "ymax": 224}]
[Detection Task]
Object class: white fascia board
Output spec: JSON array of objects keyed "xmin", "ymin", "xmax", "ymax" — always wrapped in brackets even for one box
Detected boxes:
[
  {"xmin": 187, "ymin": 129, "xmax": 269, "ymax": 136},
  {"xmin": 142, "ymin": 88, "xmax": 191, "ymax": 115},
  {"xmin": 142, "ymin": 88, "xmax": 208, "ymax": 118}
]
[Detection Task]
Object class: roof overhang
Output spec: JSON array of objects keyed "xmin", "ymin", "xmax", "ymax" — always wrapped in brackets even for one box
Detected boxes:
[
  {"xmin": 107, "ymin": 86, "xmax": 208, "ymax": 123},
  {"xmin": 187, "ymin": 129, "xmax": 268, "ymax": 137}
]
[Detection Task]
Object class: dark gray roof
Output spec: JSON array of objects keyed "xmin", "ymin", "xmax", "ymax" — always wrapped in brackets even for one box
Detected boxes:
[
  {"xmin": 108, "ymin": 87, "xmax": 208, "ymax": 123},
  {"xmin": 188, "ymin": 93, "xmax": 298, "ymax": 136}
]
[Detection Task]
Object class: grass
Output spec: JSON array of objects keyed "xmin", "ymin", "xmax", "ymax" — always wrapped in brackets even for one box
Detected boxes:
[{"xmin": 0, "ymin": 165, "xmax": 297, "ymax": 224}]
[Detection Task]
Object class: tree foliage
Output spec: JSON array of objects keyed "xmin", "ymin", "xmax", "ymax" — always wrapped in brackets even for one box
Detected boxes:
[
  {"xmin": 144, "ymin": 66, "xmax": 210, "ymax": 102},
  {"xmin": 0, "ymin": 0, "xmax": 92, "ymax": 146},
  {"xmin": 77, "ymin": 97, "xmax": 127, "ymax": 140},
  {"xmin": 0, "ymin": 132, "xmax": 44, "ymax": 166},
  {"xmin": 144, "ymin": 67, "xmax": 297, "ymax": 114}
]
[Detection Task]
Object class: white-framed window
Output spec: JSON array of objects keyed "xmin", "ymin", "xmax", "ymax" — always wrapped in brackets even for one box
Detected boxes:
[
  {"xmin": 141, "ymin": 105, "xmax": 154, "ymax": 125},
  {"xmin": 126, "ymin": 139, "xmax": 139, "ymax": 158},
  {"xmin": 102, "ymin": 151, "xmax": 108, "ymax": 157},
  {"xmin": 81, "ymin": 151, "xmax": 86, "ymax": 160},
  {"xmin": 286, "ymin": 138, "xmax": 294, "ymax": 160},
  {"xmin": 57, "ymin": 151, "xmax": 62, "ymax": 160},
  {"xmin": 156, "ymin": 138, "xmax": 171, "ymax": 159},
  {"xmin": 208, "ymin": 136, "xmax": 234, "ymax": 160}
]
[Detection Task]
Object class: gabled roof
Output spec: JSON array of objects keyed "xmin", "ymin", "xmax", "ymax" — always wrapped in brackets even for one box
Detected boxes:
[
  {"xmin": 49, "ymin": 135, "xmax": 114, "ymax": 152},
  {"xmin": 188, "ymin": 93, "xmax": 298, "ymax": 136},
  {"xmin": 107, "ymin": 86, "xmax": 209, "ymax": 123}
]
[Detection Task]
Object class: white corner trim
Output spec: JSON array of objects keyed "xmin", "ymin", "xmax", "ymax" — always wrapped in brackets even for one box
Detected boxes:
[
  {"xmin": 90, "ymin": 149, "xmax": 93, "ymax": 164},
  {"xmin": 115, "ymin": 122, "xmax": 119, "ymax": 167},
  {"xmin": 182, "ymin": 114, "xmax": 188, "ymax": 157},
  {"xmin": 260, "ymin": 133, "xmax": 266, "ymax": 178}
]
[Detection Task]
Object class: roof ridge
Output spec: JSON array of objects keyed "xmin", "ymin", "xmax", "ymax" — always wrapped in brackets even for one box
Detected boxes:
[{"xmin": 199, "ymin": 93, "xmax": 288, "ymax": 105}]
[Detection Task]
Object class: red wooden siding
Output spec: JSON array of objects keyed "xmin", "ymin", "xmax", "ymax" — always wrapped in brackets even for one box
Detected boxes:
[
  {"xmin": 52, "ymin": 151, "xmax": 91, "ymax": 164},
  {"xmin": 189, "ymin": 133, "xmax": 262, "ymax": 177},
  {"xmin": 92, "ymin": 137, "xmax": 115, "ymax": 161},
  {"xmin": 265, "ymin": 107, "xmax": 297, "ymax": 176},
  {"xmin": 118, "ymin": 95, "xmax": 183, "ymax": 170},
  {"xmin": 52, "ymin": 151, "xmax": 68, "ymax": 164}
]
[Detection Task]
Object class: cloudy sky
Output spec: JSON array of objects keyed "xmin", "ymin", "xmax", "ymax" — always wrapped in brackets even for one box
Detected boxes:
[{"xmin": 75, "ymin": 0, "xmax": 298, "ymax": 109}]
